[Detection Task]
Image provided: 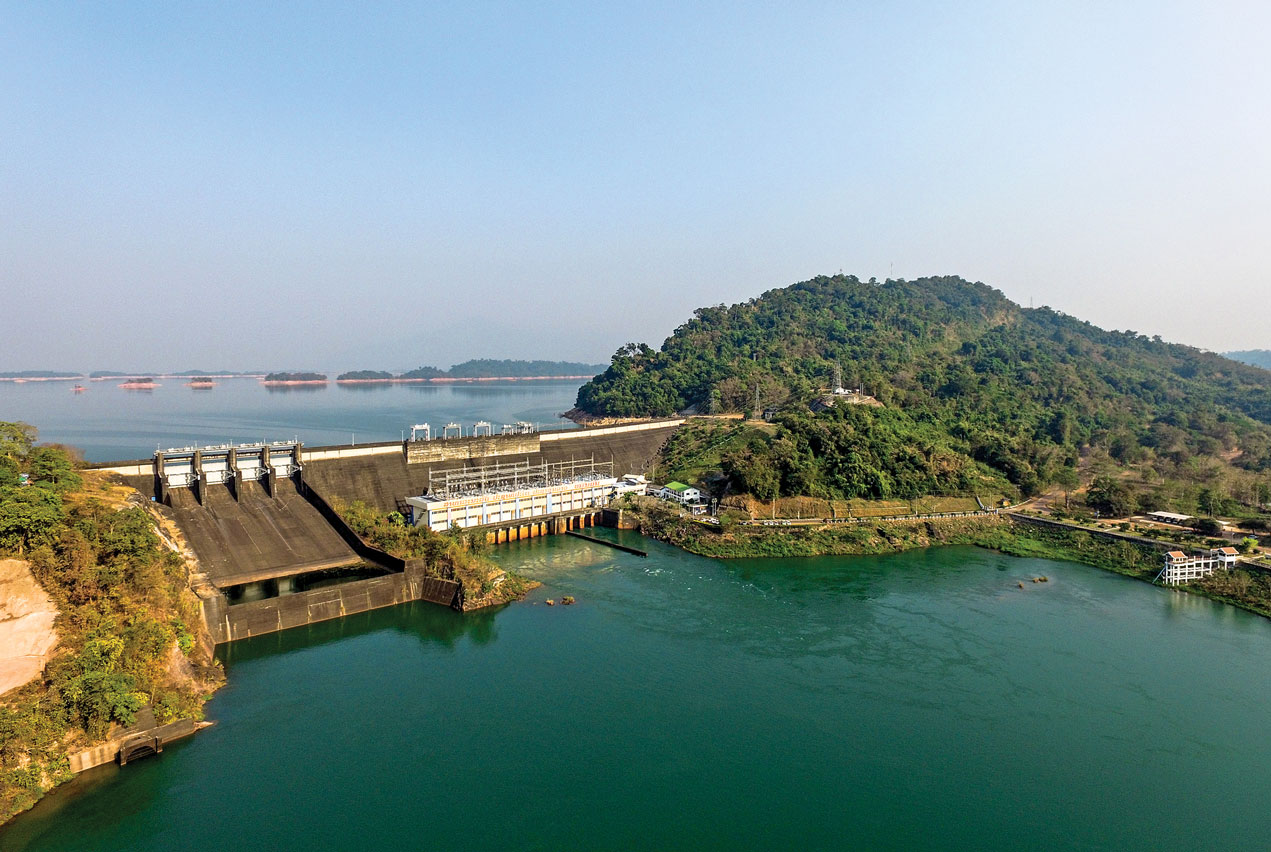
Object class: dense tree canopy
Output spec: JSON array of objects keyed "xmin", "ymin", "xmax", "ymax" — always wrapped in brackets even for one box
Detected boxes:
[
  {"xmin": 444, "ymin": 359, "xmax": 606, "ymax": 378},
  {"xmin": 1226, "ymin": 350, "xmax": 1271, "ymax": 371},
  {"xmin": 578, "ymin": 275, "xmax": 1271, "ymax": 499},
  {"xmin": 336, "ymin": 370, "xmax": 393, "ymax": 381},
  {"xmin": 395, "ymin": 361, "xmax": 606, "ymax": 380}
]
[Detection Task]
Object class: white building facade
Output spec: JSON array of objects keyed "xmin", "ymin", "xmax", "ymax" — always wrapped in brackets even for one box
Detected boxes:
[{"xmin": 406, "ymin": 475, "xmax": 646, "ymax": 532}]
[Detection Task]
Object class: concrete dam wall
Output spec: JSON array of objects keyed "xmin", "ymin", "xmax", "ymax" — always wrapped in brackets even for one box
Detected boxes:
[
  {"xmin": 302, "ymin": 421, "xmax": 682, "ymax": 515},
  {"xmin": 165, "ymin": 479, "xmax": 361, "ymax": 588},
  {"xmin": 123, "ymin": 420, "xmax": 682, "ymax": 642},
  {"xmin": 200, "ymin": 565, "xmax": 460, "ymax": 644}
]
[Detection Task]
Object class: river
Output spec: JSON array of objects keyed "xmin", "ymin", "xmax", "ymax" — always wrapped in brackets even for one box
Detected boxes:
[
  {"xmin": 4, "ymin": 533, "xmax": 1270, "ymax": 851},
  {"xmin": 0, "ymin": 378, "xmax": 585, "ymax": 462}
]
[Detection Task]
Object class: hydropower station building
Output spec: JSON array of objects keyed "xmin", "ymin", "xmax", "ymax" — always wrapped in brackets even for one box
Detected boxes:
[{"xmin": 404, "ymin": 459, "xmax": 647, "ymax": 532}]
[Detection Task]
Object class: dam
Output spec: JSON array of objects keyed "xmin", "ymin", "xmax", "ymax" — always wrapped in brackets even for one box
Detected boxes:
[{"xmin": 89, "ymin": 420, "xmax": 682, "ymax": 643}]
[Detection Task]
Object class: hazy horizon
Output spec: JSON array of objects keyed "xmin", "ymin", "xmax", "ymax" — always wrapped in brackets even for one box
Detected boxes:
[
  {"xmin": 4, "ymin": 2, "xmax": 1267, "ymax": 370},
  {"xmin": 0, "ymin": 359, "xmax": 611, "ymax": 376}
]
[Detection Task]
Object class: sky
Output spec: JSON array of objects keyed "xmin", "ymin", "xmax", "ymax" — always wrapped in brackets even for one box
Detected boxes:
[{"xmin": 2, "ymin": 1, "xmax": 1268, "ymax": 371}]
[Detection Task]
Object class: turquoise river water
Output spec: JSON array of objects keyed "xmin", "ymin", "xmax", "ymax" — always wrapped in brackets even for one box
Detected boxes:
[{"xmin": 4, "ymin": 532, "xmax": 1271, "ymax": 851}]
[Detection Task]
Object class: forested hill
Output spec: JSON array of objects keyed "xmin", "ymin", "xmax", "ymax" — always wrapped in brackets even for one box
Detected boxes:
[
  {"xmin": 576, "ymin": 275, "xmax": 1271, "ymax": 499},
  {"xmin": 445, "ymin": 359, "xmax": 605, "ymax": 377},
  {"xmin": 1227, "ymin": 350, "xmax": 1271, "ymax": 370}
]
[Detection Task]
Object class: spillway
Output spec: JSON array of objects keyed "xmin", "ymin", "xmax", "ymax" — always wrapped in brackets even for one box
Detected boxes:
[{"xmin": 165, "ymin": 479, "xmax": 361, "ymax": 588}]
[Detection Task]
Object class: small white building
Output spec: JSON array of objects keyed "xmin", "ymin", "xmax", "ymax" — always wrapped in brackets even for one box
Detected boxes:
[
  {"xmin": 406, "ymin": 472, "xmax": 647, "ymax": 532},
  {"xmin": 1214, "ymin": 546, "xmax": 1241, "ymax": 566},
  {"xmin": 657, "ymin": 481, "xmax": 702, "ymax": 504},
  {"xmin": 617, "ymin": 474, "xmax": 648, "ymax": 494}
]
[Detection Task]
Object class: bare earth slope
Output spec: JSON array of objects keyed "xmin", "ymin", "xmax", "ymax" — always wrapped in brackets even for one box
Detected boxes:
[{"xmin": 0, "ymin": 558, "xmax": 59, "ymax": 696}]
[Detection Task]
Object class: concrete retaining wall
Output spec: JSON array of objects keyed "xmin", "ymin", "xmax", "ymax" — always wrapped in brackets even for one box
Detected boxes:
[
  {"xmin": 209, "ymin": 566, "xmax": 460, "ymax": 643},
  {"xmin": 298, "ymin": 474, "xmax": 410, "ymax": 571},
  {"xmin": 1009, "ymin": 513, "xmax": 1176, "ymax": 552},
  {"xmin": 541, "ymin": 419, "xmax": 684, "ymax": 441},
  {"xmin": 406, "ymin": 433, "xmax": 540, "ymax": 464},
  {"xmin": 302, "ymin": 442, "xmax": 401, "ymax": 463},
  {"xmin": 86, "ymin": 461, "xmax": 151, "ymax": 476},
  {"xmin": 602, "ymin": 508, "xmax": 639, "ymax": 530},
  {"xmin": 68, "ymin": 718, "xmax": 202, "ymax": 774}
]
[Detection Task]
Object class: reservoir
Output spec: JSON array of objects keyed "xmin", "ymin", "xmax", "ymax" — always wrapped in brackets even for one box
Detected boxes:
[
  {"xmin": 4, "ymin": 534, "xmax": 1271, "ymax": 851},
  {"xmin": 0, "ymin": 378, "xmax": 585, "ymax": 462}
]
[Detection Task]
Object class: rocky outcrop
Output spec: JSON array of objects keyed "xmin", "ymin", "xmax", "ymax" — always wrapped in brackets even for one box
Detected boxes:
[{"xmin": 0, "ymin": 558, "xmax": 59, "ymax": 697}]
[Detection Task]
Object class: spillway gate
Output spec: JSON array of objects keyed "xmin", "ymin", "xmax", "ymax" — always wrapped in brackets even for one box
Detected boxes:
[{"xmin": 154, "ymin": 440, "xmax": 302, "ymax": 505}]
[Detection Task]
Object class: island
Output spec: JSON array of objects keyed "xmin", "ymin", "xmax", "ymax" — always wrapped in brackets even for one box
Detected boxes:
[
  {"xmin": 261, "ymin": 372, "xmax": 328, "ymax": 385},
  {"xmin": 335, "ymin": 370, "xmax": 394, "ymax": 382},
  {"xmin": 118, "ymin": 377, "xmax": 159, "ymax": 389},
  {"xmin": 331, "ymin": 360, "xmax": 608, "ymax": 384},
  {"xmin": 0, "ymin": 371, "xmax": 81, "ymax": 382}
]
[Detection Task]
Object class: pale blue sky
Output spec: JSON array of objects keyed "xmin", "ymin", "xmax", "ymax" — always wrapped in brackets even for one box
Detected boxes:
[{"xmin": 3, "ymin": 1, "xmax": 1267, "ymax": 370}]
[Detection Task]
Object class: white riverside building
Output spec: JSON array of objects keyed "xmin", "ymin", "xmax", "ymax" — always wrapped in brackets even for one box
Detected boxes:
[
  {"xmin": 1157, "ymin": 547, "xmax": 1240, "ymax": 586},
  {"xmin": 406, "ymin": 473, "xmax": 646, "ymax": 532}
]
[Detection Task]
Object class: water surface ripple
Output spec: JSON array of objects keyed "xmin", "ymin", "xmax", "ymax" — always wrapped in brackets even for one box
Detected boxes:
[{"xmin": 6, "ymin": 535, "xmax": 1271, "ymax": 850}]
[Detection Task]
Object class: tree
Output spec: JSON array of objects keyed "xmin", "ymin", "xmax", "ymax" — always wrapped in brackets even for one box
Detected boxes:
[
  {"xmin": 0, "ymin": 423, "xmax": 35, "ymax": 488},
  {"xmin": 1197, "ymin": 487, "xmax": 1230, "ymax": 518},
  {"xmin": 1086, "ymin": 476, "xmax": 1135, "ymax": 518},
  {"xmin": 1053, "ymin": 466, "xmax": 1080, "ymax": 505},
  {"xmin": 1195, "ymin": 517, "xmax": 1224, "ymax": 536},
  {"xmin": 27, "ymin": 447, "xmax": 81, "ymax": 491},
  {"xmin": 723, "ymin": 448, "xmax": 780, "ymax": 501},
  {"xmin": 0, "ymin": 422, "xmax": 35, "ymax": 464},
  {"xmin": 0, "ymin": 487, "xmax": 65, "ymax": 556}
]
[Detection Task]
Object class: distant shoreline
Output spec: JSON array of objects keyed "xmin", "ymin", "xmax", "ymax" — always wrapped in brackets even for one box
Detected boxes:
[
  {"xmin": 1, "ymin": 373, "xmax": 595, "ymax": 384},
  {"xmin": 336, "ymin": 375, "xmax": 595, "ymax": 384},
  {"xmin": 0, "ymin": 374, "xmax": 267, "ymax": 382}
]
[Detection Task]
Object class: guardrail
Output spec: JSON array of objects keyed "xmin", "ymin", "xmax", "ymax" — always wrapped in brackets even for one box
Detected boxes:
[{"xmin": 738, "ymin": 508, "xmax": 1006, "ymax": 527}]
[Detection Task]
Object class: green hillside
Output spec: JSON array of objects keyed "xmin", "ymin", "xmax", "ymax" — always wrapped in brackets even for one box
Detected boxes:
[
  {"xmin": 336, "ymin": 370, "xmax": 393, "ymax": 381},
  {"xmin": 445, "ymin": 359, "xmax": 605, "ymax": 378},
  {"xmin": 1226, "ymin": 350, "xmax": 1271, "ymax": 371},
  {"xmin": 577, "ymin": 275, "xmax": 1271, "ymax": 502}
]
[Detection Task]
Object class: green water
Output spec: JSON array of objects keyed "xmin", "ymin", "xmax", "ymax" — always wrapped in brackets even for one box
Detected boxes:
[{"xmin": 5, "ymin": 537, "xmax": 1271, "ymax": 851}]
